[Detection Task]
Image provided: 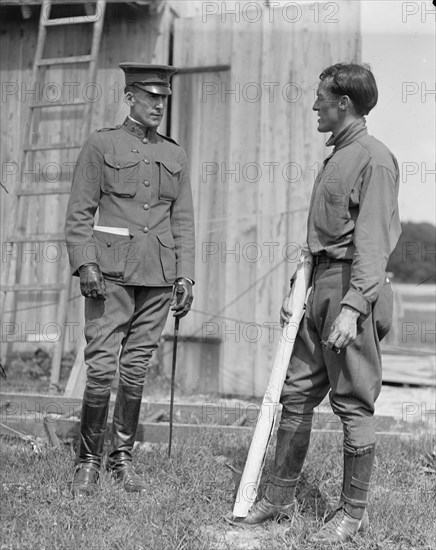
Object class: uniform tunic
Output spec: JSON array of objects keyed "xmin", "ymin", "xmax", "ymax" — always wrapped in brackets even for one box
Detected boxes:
[
  {"xmin": 66, "ymin": 116, "xmax": 195, "ymax": 286},
  {"xmin": 65, "ymin": 117, "xmax": 195, "ymax": 388},
  {"xmin": 280, "ymin": 119, "xmax": 401, "ymax": 448}
]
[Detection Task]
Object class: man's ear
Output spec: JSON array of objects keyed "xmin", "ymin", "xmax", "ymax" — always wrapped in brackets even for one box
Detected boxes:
[
  {"xmin": 125, "ymin": 92, "xmax": 135, "ymax": 106},
  {"xmin": 339, "ymin": 95, "xmax": 351, "ymax": 111}
]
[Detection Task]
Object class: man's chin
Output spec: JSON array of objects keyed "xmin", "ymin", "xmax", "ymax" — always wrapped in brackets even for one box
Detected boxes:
[
  {"xmin": 317, "ymin": 124, "xmax": 329, "ymax": 133},
  {"xmin": 143, "ymin": 120, "xmax": 161, "ymax": 129}
]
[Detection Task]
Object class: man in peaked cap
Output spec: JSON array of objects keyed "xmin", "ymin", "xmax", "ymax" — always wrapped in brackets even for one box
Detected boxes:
[{"xmin": 65, "ymin": 63, "xmax": 195, "ymax": 497}]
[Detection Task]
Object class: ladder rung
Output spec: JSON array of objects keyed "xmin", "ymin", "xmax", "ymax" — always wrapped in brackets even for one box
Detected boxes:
[
  {"xmin": 2, "ymin": 283, "xmax": 66, "ymax": 292},
  {"xmin": 37, "ymin": 55, "xmax": 93, "ymax": 66},
  {"xmin": 3, "ymin": 336, "xmax": 59, "ymax": 344},
  {"xmin": 43, "ymin": 15, "xmax": 101, "ymax": 26},
  {"xmin": 7, "ymin": 234, "xmax": 65, "ymax": 243},
  {"xmin": 17, "ymin": 186, "xmax": 71, "ymax": 196},
  {"xmin": 24, "ymin": 143, "xmax": 82, "ymax": 152},
  {"xmin": 30, "ymin": 100, "xmax": 88, "ymax": 108}
]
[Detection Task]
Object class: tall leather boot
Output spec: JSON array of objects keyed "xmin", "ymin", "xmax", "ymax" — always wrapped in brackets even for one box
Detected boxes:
[
  {"xmin": 71, "ymin": 386, "xmax": 111, "ymax": 497},
  {"xmin": 226, "ymin": 427, "xmax": 311, "ymax": 527},
  {"xmin": 108, "ymin": 382, "xmax": 147, "ymax": 493},
  {"xmin": 310, "ymin": 443, "xmax": 375, "ymax": 543}
]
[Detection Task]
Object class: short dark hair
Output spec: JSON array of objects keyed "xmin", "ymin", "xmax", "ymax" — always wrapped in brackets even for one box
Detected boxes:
[
  {"xmin": 124, "ymin": 84, "xmax": 137, "ymax": 95},
  {"xmin": 319, "ymin": 63, "xmax": 378, "ymax": 116}
]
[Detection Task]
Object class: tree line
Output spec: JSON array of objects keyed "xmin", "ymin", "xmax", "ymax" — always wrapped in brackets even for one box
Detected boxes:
[{"xmin": 387, "ymin": 221, "xmax": 436, "ymax": 284}]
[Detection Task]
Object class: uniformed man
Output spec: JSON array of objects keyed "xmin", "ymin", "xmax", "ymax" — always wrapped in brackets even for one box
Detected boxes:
[
  {"xmin": 65, "ymin": 63, "xmax": 195, "ymax": 497},
  {"xmin": 227, "ymin": 63, "xmax": 401, "ymax": 543}
]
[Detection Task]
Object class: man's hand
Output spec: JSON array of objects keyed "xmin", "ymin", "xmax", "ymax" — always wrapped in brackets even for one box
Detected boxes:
[
  {"xmin": 79, "ymin": 263, "xmax": 106, "ymax": 300},
  {"xmin": 325, "ymin": 305, "xmax": 360, "ymax": 351},
  {"xmin": 279, "ymin": 288, "xmax": 293, "ymax": 328},
  {"xmin": 170, "ymin": 277, "xmax": 193, "ymax": 318}
]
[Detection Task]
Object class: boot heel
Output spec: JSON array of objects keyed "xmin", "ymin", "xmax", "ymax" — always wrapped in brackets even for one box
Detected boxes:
[{"xmin": 358, "ymin": 510, "xmax": 370, "ymax": 533}]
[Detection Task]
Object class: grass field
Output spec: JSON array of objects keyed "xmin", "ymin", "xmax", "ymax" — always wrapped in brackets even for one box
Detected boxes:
[{"xmin": 1, "ymin": 430, "xmax": 434, "ymax": 550}]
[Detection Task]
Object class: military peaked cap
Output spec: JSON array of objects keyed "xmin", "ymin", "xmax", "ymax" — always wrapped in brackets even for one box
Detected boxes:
[{"xmin": 119, "ymin": 63, "xmax": 177, "ymax": 96}]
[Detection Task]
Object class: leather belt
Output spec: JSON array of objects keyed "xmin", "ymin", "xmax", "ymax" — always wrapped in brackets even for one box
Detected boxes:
[{"xmin": 313, "ymin": 255, "xmax": 352, "ymax": 267}]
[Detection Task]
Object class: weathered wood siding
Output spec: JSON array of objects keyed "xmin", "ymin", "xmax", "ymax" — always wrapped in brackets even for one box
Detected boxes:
[
  {"xmin": 1, "ymin": 2, "xmax": 364, "ymax": 397},
  {"xmin": 1, "ymin": 3, "xmax": 173, "ymax": 354},
  {"xmin": 169, "ymin": 2, "xmax": 361, "ymax": 395}
]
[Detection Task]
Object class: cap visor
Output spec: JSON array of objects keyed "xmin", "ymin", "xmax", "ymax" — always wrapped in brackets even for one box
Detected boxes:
[{"xmin": 134, "ymin": 84, "xmax": 172, "ymax": 96}]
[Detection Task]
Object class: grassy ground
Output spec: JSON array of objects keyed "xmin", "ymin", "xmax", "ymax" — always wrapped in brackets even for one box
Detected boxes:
[{"xmin": 1, "ymin": 430, "xmax": 434, "ymax": 550}]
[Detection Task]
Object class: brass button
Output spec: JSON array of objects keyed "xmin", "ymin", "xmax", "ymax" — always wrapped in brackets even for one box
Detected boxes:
[
  {"xmin": 144, "ymin": 181, "xmax": 150, "ymax": 187},
  {"xmin": 143, "ymin": 204, "xmax": 149, "ymax": 210},
  {"xmin": 142, "ymin": 138, "xmax": 148, "ymax": 144},
  {"xmin": 143, "ymin": 227, "xmax": 149, "ymax": 233},
  {"xmin": 144, "ymin": 159, "xmax": 150, "ymax": 165}
]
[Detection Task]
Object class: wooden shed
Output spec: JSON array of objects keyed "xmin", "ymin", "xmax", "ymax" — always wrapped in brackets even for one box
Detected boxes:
[{"xmin": 1, "ymin": 1, "xmax": 361, "ymax": 396}]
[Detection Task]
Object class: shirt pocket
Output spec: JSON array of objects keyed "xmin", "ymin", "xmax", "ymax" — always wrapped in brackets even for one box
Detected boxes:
[
  {"xmin": 315, "ymin": 187, "xmax": 349, "ymax": 240},
  {"xmin": 156, "ymin": 160, "xmax": 181, "ymax": 201},
  {"xmin": 102, "ymin": 154, "xmax": 140, "ymax": 197}
]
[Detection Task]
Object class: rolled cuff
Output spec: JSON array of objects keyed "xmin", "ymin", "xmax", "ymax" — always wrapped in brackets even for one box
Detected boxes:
[{"xmin": 341, "ymin": 289, "xmax": 371, "ymax": 316}]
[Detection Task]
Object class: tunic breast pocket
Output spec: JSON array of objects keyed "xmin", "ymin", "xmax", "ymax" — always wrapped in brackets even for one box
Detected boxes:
[
  {"xmin": 102, "ymin": 154, "xmax": 140, "ymax": 197},
  {"xmin": 315, "ymin": 187, "xmax": 349, "ymax": 239},
  {"xmin": 157, "ymin": 160, "xmax": 181, "ymax": 201}
]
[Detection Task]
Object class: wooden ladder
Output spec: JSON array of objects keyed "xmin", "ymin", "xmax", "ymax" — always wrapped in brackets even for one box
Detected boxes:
[{"xmin": 1, "ymin": 0, "xmax": 106, "ymax": 392}]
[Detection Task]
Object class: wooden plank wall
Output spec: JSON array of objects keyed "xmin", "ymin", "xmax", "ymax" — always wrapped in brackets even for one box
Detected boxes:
[
  {"xmin": 0, "ymin": 3, "xmax": 173, "ymax": 354},
  {"xmin": 170, "ymin": 2, "xmax": 361, "ymax": 396},
  {"xmin": 1, "ymin": 1, "xmax": 365, "ymax": 398}
]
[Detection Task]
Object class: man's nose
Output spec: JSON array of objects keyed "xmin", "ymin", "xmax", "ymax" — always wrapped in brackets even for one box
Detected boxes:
[{"xmin": 155, "ymin": 96, "xmax": 166, "ymax": 108}]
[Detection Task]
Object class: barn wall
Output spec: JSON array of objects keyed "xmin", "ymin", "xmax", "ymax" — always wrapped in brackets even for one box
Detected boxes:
[
  {"xmin": 170, "ymin": 2, "xmax": 361, "ymax": 396},
  {"xmin": 0, "ymin": 2, "xmax": 174, "ymax": 356},
  {"xmin": 1, "ymin": 1, "xmax": 362, "ymax": 398}
]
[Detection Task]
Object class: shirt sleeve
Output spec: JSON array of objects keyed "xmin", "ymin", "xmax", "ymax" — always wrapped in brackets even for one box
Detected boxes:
[
  {"xmin": 341, "ymin": 162, "xmax": 399, "ymax": 315},
  {"xmin": 65, "ymin": 132, "xmax": 103, "ymax": 276}
]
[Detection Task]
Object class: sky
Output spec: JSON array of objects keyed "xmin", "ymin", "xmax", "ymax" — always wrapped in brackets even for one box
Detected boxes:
[{"xmin": 361, "ymin": 0, "xmax": 435, "ymax": 225}]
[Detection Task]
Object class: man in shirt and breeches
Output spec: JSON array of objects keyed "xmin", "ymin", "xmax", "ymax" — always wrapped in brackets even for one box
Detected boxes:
[
  {"xmin": 230, "ymin": 63, "xmax": 401, "ymax": 543},
  {"xmin": 65, "ymin": 64, "xmax": 195, "ymax": 497}
]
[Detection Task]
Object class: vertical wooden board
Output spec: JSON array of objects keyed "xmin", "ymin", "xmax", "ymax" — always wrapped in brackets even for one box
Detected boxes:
[
  {"xmin": 0, "ymin": 19, "xmax": 37, "ymax": 232},
  {"xmin": 152, "ymin": 3, "xmax": 172, "ymax": 65},
  {"xmin": 171, "ymin": 70, "xmax": 230, "ymax": 342},
  {"xmin": 173, "ymin": 12, "xmax": 232, "ymax": 69},
  {"xmin": 168, "ymin": 0, "xmax": 206, "ymax": 19},
  {"xmin": 1, "ymin": 18, "xmax": 40, "ymax": 351},
  {"xmin": 171, "ymin": 15, "xmax": 232, "ymax": 355},
  {"xmin": 218, "ymin": 16, "xmax": 264, "ymax": 395},
  {"xmin": 253, "ymin": 14, "xmax": 301, "ymax": 395}
]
